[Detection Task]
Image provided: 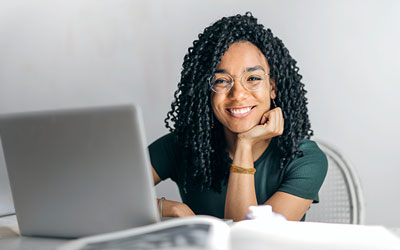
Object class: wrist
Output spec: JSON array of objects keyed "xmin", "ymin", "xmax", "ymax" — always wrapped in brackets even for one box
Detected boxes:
[
  {"xmin": 235, "ymin": 137, "xmax": 253, "ymax": 151},
  {"xmin": 232, "ymin": 140, "xmax": 254, "ymax": 168},
  {"xmin": 158, "ymin": 197, "xmax": 166, "ymax": 218},
  {"xmin": 230, "ymin": 164, "xmax": 256, "ymax": 174}
]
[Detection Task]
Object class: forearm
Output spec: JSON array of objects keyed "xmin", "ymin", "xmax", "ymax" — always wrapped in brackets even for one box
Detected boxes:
[{"xmin": 224, "ymin": 142, "xmax": 257, "ymax": 221}]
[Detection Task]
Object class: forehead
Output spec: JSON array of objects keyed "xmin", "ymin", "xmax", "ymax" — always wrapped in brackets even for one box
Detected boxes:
[{"xmin": 216, "ymin": 41, "xmax": 269, "ymax": 73}]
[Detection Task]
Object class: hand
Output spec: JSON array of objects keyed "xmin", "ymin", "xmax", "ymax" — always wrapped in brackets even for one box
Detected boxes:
[
  {"xmin": 161, "ymin": 199, "xmax": 195, "ymax": 218},
  {"xmin": 237, "ymin": 107, "xmax": 284, "ymax": 147}
]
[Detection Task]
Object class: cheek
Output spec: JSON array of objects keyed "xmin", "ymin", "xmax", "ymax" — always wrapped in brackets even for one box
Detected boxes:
[
  {"xmin": 256, "ymin": 89, "xmax": 271, "ymax": 110},
  {"xmin": 211, "ymin": 94, "xmax": 221, "ymax": 109},
  {"xmin": 211, "ymin": 95, "xmax": 226, "ymax": 119}
]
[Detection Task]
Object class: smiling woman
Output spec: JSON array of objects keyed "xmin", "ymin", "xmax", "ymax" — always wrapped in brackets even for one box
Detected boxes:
[{"xmin": 148, "ymin": 12, "xmax": 328, "ymax": 222}]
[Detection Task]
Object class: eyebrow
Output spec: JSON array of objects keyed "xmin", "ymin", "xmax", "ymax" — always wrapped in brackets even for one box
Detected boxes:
[{"xmin": 214, "ymin": 65, "xmax": 265, "ymax": 74}]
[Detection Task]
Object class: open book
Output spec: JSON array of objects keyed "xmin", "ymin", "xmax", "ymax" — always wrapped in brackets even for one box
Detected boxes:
[
  {"xmin": 58, "ymin": 216, "xmax": 230, "ymax": 250},
  {"xmin": 58, "ymin": 215, "xmax": 400, "ymax": 250}
]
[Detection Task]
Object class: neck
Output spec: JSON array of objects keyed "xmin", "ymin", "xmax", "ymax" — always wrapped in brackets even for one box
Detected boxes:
[{"xmin": 223, "ymin": 127, "xmax": 272, "ymax": 161}]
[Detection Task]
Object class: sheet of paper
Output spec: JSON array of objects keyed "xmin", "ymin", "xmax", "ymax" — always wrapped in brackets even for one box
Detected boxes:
[{"xmin": 230, "ymin": 220, "xmax": 400, "ymax": 250}]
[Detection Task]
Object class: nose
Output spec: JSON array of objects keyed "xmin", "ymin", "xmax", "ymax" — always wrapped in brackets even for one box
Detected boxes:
[{"xmin": 228, "ymin": 78, "xmax": 248, "ymax": 100}]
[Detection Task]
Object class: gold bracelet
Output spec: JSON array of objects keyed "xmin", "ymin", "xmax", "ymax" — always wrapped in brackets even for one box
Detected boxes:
[
  {"xmin": 158, "ymin": 197, "xmax": 165, "ymax": 218},
  {"xmin": 230, "ymin": 164, "xmax": 256, "ymax": 175}
]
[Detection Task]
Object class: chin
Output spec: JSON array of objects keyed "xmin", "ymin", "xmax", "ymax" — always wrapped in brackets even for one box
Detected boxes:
[{"xmin": 227, "ymin": 123, "xmax": 256, "ymax": 134}]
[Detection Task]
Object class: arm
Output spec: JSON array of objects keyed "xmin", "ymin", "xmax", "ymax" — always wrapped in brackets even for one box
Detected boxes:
[
  {"xmin": 225, "ymin": 108, "xmax": 283, "ymax": 221},
  {"xmin": 149, "ymin": 134, "xmax": 195, "ymax": 217},
  {"xmin": 265, "ymin": 191, "xmax": 313, "ymax": 221},
  {"xmin": 225, "ymin": 108, "xmax": 312, "ymax": 221},
  {"xmin": 224, "ymin": 141, "xmax": 257, "ymax": 221},
  {"xmin": 225, "ymin": 147, "xmax": 313, "ymax": 221},
  {"xmin": 266, "ymin": 140, "xmax": 327, "ymax": 220},
  {"xmin": 151, "ymin": 165, "xmax": 195, "ymax": 217}
]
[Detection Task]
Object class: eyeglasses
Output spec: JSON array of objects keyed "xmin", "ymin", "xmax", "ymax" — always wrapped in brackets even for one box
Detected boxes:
[{"xmin": 209, "ymin": 69, "xmax": 270, "ymax": 94}]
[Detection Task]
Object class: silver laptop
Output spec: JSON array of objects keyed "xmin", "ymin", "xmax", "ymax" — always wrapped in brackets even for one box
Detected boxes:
[
  {"xmin": 0, "ymin": 140, "xmax": 15, "ymax": 217},
  {"xmin": 0, "ymin": 104, "xmax": 160, "ymax": 238}
]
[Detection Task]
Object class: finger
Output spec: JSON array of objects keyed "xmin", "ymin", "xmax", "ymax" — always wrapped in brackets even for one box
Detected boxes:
[
  {"xmin": 260, "ymin": 110, "xmax": 272, "ymax": 125},
  {"xmin": 280, "ymin": 108, "xmax": 284, "ymax": 134},
  {"xmin": 274, "ymin": 108, "xmax": 280, "ymax": 132},
  {"xmin": 274, "ymin": 109, "xmax": 280, "ymax": 133},
  {"xmin": 265, "ymin": 109, "xmax": 275, "ymax": 128},
  {"xmin": 277, "ymin": 108, "xmax": 284, "ymax": 135},
  {"xmin": 269, "ymin": 108, "xmax": 281, "ymax": 135},
  {"xmin": 260, "ymin": 113, "xmax": 267, "ymax": 125}
]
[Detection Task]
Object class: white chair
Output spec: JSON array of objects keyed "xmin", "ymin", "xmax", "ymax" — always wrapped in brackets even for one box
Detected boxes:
[{"xmin": 306, "ymin": 139, "xmax": 365, "ymax": 224}]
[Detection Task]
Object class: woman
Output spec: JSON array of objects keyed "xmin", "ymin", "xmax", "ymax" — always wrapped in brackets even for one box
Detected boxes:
[{"xmin": 149, "ymin": 12, "xmax": 327, "ymax": 222}]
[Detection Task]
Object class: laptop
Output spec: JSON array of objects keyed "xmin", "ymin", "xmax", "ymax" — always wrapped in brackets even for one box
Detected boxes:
[
  {"xmin": 0, "ymin": 104, "xmax": 160, "ymax": 238},
  {"xmin": 0, "ymin": 140, "xmax": 15, "ymax": 217}
]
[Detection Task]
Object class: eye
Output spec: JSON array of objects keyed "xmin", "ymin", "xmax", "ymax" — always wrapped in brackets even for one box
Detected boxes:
[
  {"xmin": 247, "ymin": 76, "xmax": 262, "ymax": 82},
  {"xmin": 214, "ymin": 79, "xmax": 229, "ymax": 84},
  {"xmin": 212, "ymin": 76, "xmax": 231, "ymax": 86}
]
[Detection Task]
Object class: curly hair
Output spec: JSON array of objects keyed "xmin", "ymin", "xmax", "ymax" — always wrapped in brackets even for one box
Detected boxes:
[{"xmin": 165, "ymin": 12, "xmax": 313, "ymax": 193}]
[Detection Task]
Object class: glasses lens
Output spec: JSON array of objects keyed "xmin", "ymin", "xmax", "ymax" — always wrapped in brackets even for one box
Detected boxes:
[
  {"xmin": 211, "ymin": 74, "xmax": 232, "ymax": 93},
  {"xmin": 243, "ymin": 70, "xmax": 266, "ymax": 91}
]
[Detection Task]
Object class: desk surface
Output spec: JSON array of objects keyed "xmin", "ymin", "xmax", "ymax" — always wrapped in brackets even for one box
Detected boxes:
[
  {"xmin": 0, "ymin": 215, "xmax": 67, "ymax": 250},
  {"xmin": 1, "ymin": 215, "xmax": 400, "ymax": 250}
]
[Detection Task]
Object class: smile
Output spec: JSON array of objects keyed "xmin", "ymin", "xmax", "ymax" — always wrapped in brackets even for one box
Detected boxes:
[{"xmin": 226, "ymin": 106, "xmax": 255, "ymax": 118}]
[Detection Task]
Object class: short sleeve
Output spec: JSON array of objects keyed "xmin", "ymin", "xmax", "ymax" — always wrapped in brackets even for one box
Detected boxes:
[
  {"xmin": 278, "ymin": 139, "xmax": 328, "ymax": 203},
  {"xmin": 148, "ymin": 133, "xmax": 179, "ymax": 181}
]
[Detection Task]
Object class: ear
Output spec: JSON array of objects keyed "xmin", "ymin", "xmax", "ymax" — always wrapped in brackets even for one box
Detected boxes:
[{"xmin": 270, "ymin": 79, "xmax": 277, "ymax": 99}]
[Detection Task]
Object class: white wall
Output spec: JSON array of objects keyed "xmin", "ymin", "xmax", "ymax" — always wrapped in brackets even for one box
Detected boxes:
[{"xmin": 0, "ymin": 0, "xmax": 399, "ymax": 227}]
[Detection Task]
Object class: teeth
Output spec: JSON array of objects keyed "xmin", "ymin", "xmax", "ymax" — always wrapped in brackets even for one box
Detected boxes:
[{"xmin": 229, "ymin": 107, "xmax": 251, "ymax": 114}]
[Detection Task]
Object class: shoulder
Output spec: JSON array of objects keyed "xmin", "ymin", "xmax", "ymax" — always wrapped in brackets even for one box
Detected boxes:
[
  {"xmin": 149, "ymin": 132, "xmax": 178, "ymax": 146},
  {"xmin": 278, "ymin": 138, "xmax": 328, "ymax": 202},
  {"xmin": 299, "ymin": 139, "xmax": 327, "ymax": 160},
  {"xmin": 148, "ymin": 132, "xmax": 180, "ymax": 157},
  {"xmin": 148, "ymin": 132, "xmax": 180, "ymax": 181},
  {"xmin": 285, "ymin": 138, "xmax": 328, "ymax": 180}
]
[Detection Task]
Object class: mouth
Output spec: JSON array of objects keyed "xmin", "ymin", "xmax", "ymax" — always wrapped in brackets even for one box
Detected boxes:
[{"xmin": 226, "ymin": 106, "xmax": 255, "ymax": 118}]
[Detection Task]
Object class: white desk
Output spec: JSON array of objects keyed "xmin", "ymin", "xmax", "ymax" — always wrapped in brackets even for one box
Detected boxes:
[
  {"xmin": 0, "ymin": 215, "xmax": 67, "ymax": 250},
  {"xmin": 2, "ymin": 215, "xmax": 400, "ymax": 250}
]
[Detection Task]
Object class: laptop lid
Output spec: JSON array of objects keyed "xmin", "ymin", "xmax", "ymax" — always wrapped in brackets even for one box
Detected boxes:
[
  {"xmin": 0, "ymin": 104, "xmax": 160, "ymax": 238},
  {"xmin": 0, "ymin": 140, "xmax": 15, "ymax": 217}
]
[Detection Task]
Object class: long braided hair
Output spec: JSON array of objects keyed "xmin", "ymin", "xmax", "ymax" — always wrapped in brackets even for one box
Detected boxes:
[{"xmin": 165, "ymin": 12, "xmax": 313, "ymax": 193}]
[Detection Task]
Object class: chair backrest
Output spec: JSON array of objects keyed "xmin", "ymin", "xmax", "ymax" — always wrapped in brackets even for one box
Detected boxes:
[{"xmin": 306, "ymin": 139, "xmax": 365, "ymax": 224}]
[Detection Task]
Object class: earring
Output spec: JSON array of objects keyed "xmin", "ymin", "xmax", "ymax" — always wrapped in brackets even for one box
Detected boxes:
[{"xmin": 272, "ymin": 99, "xmax": 277, "ymax": 108}]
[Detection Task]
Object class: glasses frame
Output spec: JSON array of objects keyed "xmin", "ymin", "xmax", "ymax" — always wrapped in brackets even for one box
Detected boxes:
[{"xmin": 208, "ymin": 71, "xmax": 271, "ymax": 94}]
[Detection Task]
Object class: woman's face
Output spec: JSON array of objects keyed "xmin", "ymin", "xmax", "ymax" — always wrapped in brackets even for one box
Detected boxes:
[{"xmin": 211, "ymin": 41, "xmax": 276, "ymax": 134}]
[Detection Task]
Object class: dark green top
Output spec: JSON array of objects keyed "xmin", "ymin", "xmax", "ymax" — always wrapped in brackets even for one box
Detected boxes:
[{"xmin": 149, "ymin": 133, "xmax": 328, "ymax": 220}]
